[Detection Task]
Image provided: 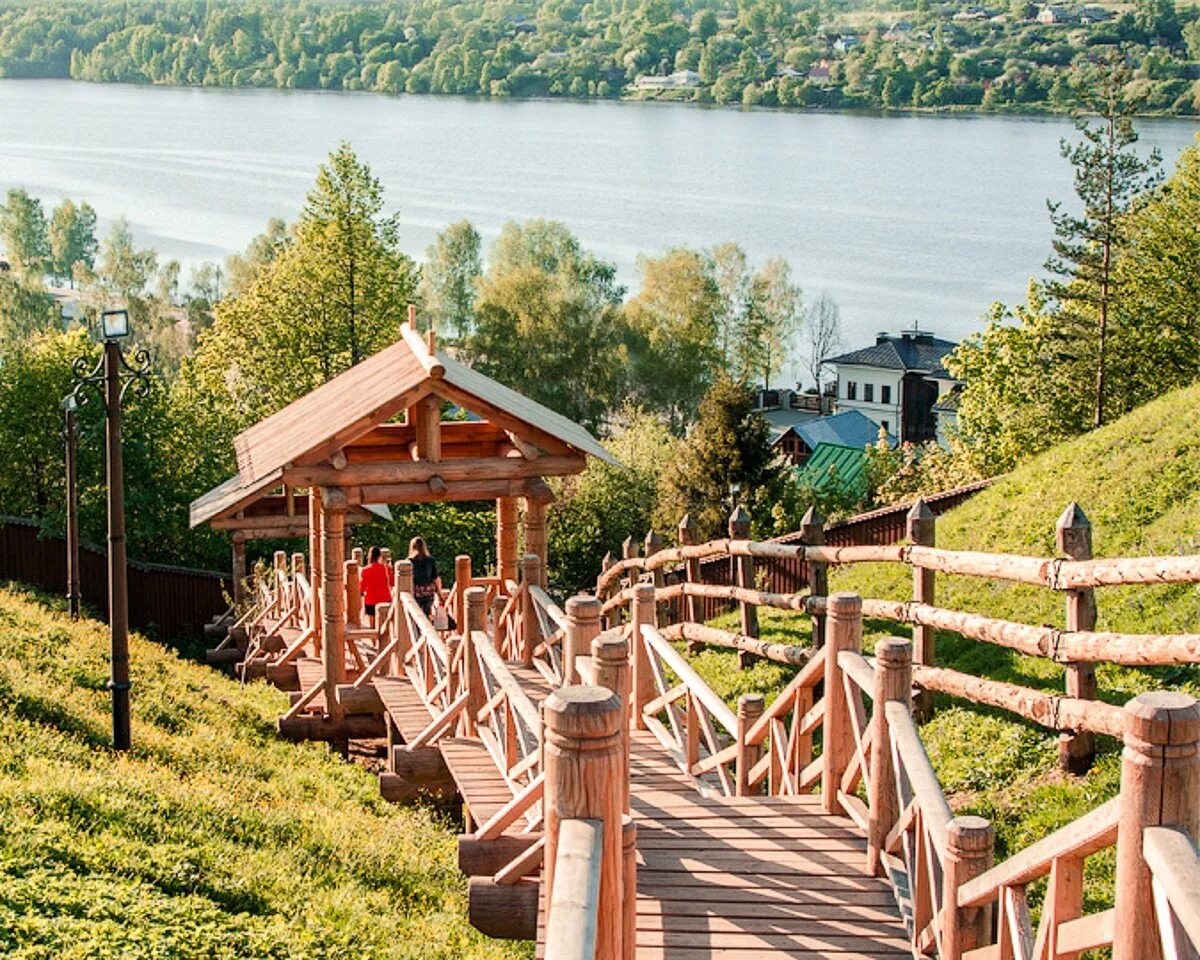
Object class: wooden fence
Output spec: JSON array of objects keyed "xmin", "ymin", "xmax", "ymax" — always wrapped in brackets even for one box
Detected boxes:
[
  {"xmin": 587, "ymin": 518, "xmax": 1200, "ymax": 960},
  {"xmin": 0, "ymin": 517, "xmax": 229, "ymax": 641},
  {"xmin": 623, "ymin": 478, "xmax": 994, "ymax": 623}
]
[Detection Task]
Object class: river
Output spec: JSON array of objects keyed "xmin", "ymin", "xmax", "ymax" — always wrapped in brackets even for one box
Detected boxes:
[{"xmin": 0, "ymin": 79, "xmax": 1196, "ymax": 353}]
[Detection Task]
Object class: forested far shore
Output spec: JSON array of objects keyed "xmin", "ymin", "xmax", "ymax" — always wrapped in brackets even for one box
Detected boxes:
[{"xmin": 0, "ymin": 0, "xmax": 1199, "ymax": 114}]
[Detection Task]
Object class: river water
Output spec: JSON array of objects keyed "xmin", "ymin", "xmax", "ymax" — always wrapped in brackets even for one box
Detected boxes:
[{"xmin": 0, "ymin": 78, "xmax": 1196, "ymax": 352}]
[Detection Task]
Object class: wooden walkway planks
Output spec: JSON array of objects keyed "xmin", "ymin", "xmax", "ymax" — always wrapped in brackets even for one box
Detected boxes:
[{"xmin": 374, "ymin": 650, "xmax": 911, "ymax": 959}]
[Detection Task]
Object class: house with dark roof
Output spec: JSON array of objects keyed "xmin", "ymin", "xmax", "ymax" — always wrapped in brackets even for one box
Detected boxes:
[
  {"xmin": 765, "ymin": 408, "xmax": 893, "ymax": 466},
  {"xmin": 823, "ymin": 328, "xmax": 960, "ymax": 445}
]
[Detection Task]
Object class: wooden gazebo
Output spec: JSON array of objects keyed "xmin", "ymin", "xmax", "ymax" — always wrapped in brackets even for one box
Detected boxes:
[{"xmin": 190, "ymin": 312, "xmax": 613, "ymax": 735}]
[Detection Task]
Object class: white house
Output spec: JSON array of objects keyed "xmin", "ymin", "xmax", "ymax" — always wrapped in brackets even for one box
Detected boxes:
[
  {"xmin": 823, "ymin": 328, "xmax": 960, "ymax": 445},
  {"xmin": 634, "ymin": 70, "xmax": 702, "ymax": 90}
]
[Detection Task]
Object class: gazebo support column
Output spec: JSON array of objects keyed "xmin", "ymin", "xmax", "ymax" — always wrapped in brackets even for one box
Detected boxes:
[
  {"xmin": 523, "ymin": 480, "xmax": 552, "ymax": 589},
  {"xmin": 497, "ymin": 497, "xmax": 519, "ymax": 586},
  {"xmin": 309, "ymin": 486, "xmax": 323, "ymax": 655},
  {"xmin": 322, "ymin": 486, "xmax": 348, "ymax": 723}
]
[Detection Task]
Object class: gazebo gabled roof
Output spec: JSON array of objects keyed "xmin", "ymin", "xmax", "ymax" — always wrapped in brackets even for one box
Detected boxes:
[
  {"xmin": 230, "ymin": 328, "xmax": 614, "ymax": 489},
  {"xmin": 190, "ymin": 324, "xmax": 614, "ymax": 529}
]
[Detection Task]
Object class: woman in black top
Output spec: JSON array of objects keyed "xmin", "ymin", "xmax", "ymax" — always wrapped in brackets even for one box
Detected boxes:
[{"xmin": 408, "ymin": 536, "xmax": 442, "ymax": 616}]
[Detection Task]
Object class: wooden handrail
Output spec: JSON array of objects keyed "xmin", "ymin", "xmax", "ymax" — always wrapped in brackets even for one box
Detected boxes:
[
  {"xmin": 1144, "ymin": 826, "xmax": 1200, "ymax": 953},
  {"xmin": 912, "ymin": 664, "xmax": 1128, "ymax": 737},
  {"xmin": 886, "ymin": 700, "xmax": 952, "ymax": 860},
  {"xmin": 660, "ymin": 622, "xmax": 812, "ymax": 665},
  {"xmin": 957, "ymin": 797, "xmax": 1119, "ymax": 909},
  {"xmin": 640, "ymin": 624, "xmax": 737, "ymax": 738},
  {"xmin": 600, "ymin": 533, "xmax": 1200, "ymax": 599},
  {"xmin": 471, "ymin": 629, "xmax": 541, "ymax": 735},
  {"xmin": 544, "ymin": 818, "xmax": 604, "ymax": 960},
  {"xmin": 529, "ymin": 585, "xmax": 568, "ymax": 631}
]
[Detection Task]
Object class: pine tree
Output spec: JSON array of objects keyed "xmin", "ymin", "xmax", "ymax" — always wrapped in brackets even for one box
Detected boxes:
[{"xmin": 1043, "ymin": 54, "xmax": 1161, "ymax": 429}]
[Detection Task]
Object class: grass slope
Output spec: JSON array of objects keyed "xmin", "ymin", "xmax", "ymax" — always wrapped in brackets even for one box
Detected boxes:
[
  {"xmin": 702, "ymin": 382, "xmax": 1200, "ymax": 912},
  {"xmin": 0, "ymin": 584, "xmax": 526, "ymax": 960}
]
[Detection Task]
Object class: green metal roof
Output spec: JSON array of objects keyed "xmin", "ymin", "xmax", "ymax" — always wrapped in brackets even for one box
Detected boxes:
[{"xmin": 795, "ymin": 442, "xmax": 869, "ymax": 495}]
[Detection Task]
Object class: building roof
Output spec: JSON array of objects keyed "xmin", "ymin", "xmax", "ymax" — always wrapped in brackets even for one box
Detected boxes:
[
  {"xmin": 790, "ymin": 409, "xmax": 890, "ymax": 451},
  {"xmin": 230, "ymin": 332, "xmax": 614, "ymax": 488},
  {"xmin": 825, "ymin": 330, "xmax": 959, "ymax": 378},
  {"xmin": 795, "ymin": 443, "xmax": 869, "ymax": 495},
  {"xmin": 191, "ymin": 326, "xmax": 615, "ymax": 528},
  {"xmin": 761, "ymin": 407, "xmax": 822, "ymax": 443}
]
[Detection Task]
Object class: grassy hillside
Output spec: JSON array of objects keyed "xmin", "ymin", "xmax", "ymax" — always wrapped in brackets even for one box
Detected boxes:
[
  {"xmin": 0, "ymin": 584, "xmax": 525, "ymax": 960},
  {"xmin": 701, "ymin": 382, "xmax": 1200, "ymax": 910}
]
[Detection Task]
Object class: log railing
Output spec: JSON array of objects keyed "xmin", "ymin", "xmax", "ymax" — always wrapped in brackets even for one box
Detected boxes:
[
  {"xmin": 589, "ymin": 580, "xmax": 1200, "ymax": 960},
  {"xmin": 598, "ymin": 499, "xmax": 1200, "ymax": 774},
  {"xmin": 1145, "ymin": 826, "xmax": 1200, "ymax": 960}
]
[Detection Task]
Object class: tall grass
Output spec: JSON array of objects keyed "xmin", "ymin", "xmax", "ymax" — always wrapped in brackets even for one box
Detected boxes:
[{"xmin": 0, "ymin": 583, "xmax": 526, "ymax": 960}]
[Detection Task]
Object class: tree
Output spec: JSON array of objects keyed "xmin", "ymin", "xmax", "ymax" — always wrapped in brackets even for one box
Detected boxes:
[
  {"xmin": 623, "ymin": 248, "xmax": 722, "ymax": 433},
  {"xmin": 708, "ymin": 242, "xmax": 751, "ymax": 375},
  {"xmin": 547, "ymin": 407, "xmax": 677, "ymax": 593},
  {"xmin": 0, "ymin": 188, "xmax": 50, "ymax": 279},
  {"xmin": 296, "ymin": 142, "xmax": 412, "ymax": 366},
  {"xmin": 225, "ymin": 217, "xmax": 289, "ymax": 295},
  {"xmin": 465, "ymin": 220, "xmax": 625, "ymax": 430},
  {"xmin": 1043, "ymin": 55, "xmax": 1161, "ymax": 428},
  {"xmin": 419, "ymin": 220, "xmax": 481, "ymax": 342},
  {"xmin": 0, "ymin": 274, "xmax": 56, "ymax": 348},
  {"xmin": 89, "ymin": 216, "xmax": 158, "ymax": 329},
  {"xmin": 656, "ymin": 375, "xmax": 785, "ymax": 539},
  {"xmin": 48, "ymin": 198, "xmax": 98, "ymax": 287},
  {"xmin": 741, "ymin": 256, "xmax": 802, "ymax": 389},
  {"xmin": 179, "ymin": 144, "xmax": 416, "ymax": 430},
  {"xmin": 803, "ymin": 291, "xmax": 842, "ymax": 391}
]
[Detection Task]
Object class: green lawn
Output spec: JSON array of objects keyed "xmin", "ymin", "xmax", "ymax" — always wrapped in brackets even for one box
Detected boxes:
[{"xmin": 0, "ymin": 583, "xmax": 526, "ymax": 960}]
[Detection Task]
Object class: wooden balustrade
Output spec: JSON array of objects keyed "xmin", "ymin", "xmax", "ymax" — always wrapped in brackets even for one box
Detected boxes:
[
  {"xmin": 1144, "ymin": 826, "xmax": 1200, "ymax": 960},
  {"xmin": 543, "ymin": 818, "xmax": 604, "ymax": 960},
  {"xmin": 543, "ymin": 685, "xmax": 632, "ymax": 960}
]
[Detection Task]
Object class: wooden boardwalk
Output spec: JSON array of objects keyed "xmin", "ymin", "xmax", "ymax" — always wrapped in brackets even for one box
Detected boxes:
[{"xmin": 372, "ymin": 661, "xmax": 910, "ymax": 959}]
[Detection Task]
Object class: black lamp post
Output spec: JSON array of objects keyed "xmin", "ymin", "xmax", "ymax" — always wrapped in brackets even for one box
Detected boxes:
[
  {"xmin": 69, "ymin": 308, "xmax": 152, "ymax": 752},
  {"xmin": 62, "ymin": 394, "xmax": 80, "ymax": 620}
]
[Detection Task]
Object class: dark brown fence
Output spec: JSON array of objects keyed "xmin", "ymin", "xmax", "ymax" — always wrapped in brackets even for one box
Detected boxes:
[
  {"xmin": 0, "ymin": 517, "xmax": 229, "ymax": 641},
  {"xmin": 682, "ymin": 479, "xmax": 994, "ymax": 621}
]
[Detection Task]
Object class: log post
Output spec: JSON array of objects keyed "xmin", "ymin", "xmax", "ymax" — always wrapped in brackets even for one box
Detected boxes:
[
  {"xmin": 309, "ymin": 486, "xmax": 323, "ymax": 655},
  {"xmin": 729, "ymin": 505, "xmax": 759, "ymax": 668},
  {"xmin": 822, "ymin": 592, "xmax": 862, "ymax": 814},
  {"xmin": 491, "ymin": 594, "xmax": 508, "ymax": 659},
  {"xmin": 380, "ymin": 547, "xmax": 391, "ymax": 567},
  {"xmin": 867, "ymin": 638, "xmax": 912, "ymax": 876},
  {"xmin": 1113, "ymin": 691, "xmax": 1200, "ymax": 960},
  {"xmin": 941, "ymin": 816, "xmax": 995, "ymax": 960},
  {"xmin": 565, "ymin": 595, "xmax": 601, "ymax": 686},
  {"xmin": 524, "ymin": 496, "xmax": 548, "ymax": 588},
  {"xmin": 321, "ymin": 487, "xmax": 348, "ymax": 722},
  {"xmin": 351, "ymin": 545, "xmax": 364, "ymax": 569},
  {"xmin": 736, "ymin": 693, "xmax": 765, "ymax": 796},
  {"xmin": 273, "ymin": 550, "xmax": 287, "ymax": 615},
  {"xmin": 644, "ymin": 529, "xmax": 664, "ymax": 628},
  {"xmin": 520, "ymin": 553, "xmax": 541, "ymax": 667},
  {"xmin": 907, "ymin": 499, "xmax": 935, "ymax": 719},
  {"xmin": 393, "ymin": 560, "xmax": 413, "ymax": 672},
  {"xmin": 497, "ymin": 497, "xmax": 519, "ymax": 586},
  {"xmin": 678, "ymin": 515, "xmax": 702, "ymax": 642},
  {"xmin": 593, "ymin": 633, "xmax": 631, "ymax": 813},
  {"xmin": 344, "ymin": 559, "xmax": 362, "ymax": 629},
  {"xmin": 599, "ymin": 552, "xmax": 615, "ymax": 628},
  {"xmin": 291, "ymin": 552, "xmax": 305, "ymax": 579},
  {"xmin": 454, "ymin": 554, "xmax": 473, "ymax": 632},
  {"xmin": 231, "ymin": 535, "xmax": 247, "ymax": 606},
  {"xmin": 620, "ymin": 537, "xmax": 637, "ymax": 627},
  {"xmin": 462, "ymin": 586, "xmax": 487, "ymax": 738},
  {"xmin": 631, "ymin": 583, "xmax": 656, "ymax": 730},
  {"xmin": 1057, "ymin": 503, "xmax": 1097, "ymax": 774},
  {"xmin": 800, "ymin": 506, "xmax": 827, "ymax": 650},
  {"xmin": 374, "ymin": 600, "xmax": 391, "ymax": 652},
  {"xmin": 622, "ymin": 816, "xmax": 637, "ymax": 960},
  {"xmin": 543, "ymin": 685, "xmax": 625, "ymax": 960}
]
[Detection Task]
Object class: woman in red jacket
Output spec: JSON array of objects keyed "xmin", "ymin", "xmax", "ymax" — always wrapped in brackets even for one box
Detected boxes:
[{"xmin": 359, "ymin": 546, "xmax": 392, "ymax": 627}]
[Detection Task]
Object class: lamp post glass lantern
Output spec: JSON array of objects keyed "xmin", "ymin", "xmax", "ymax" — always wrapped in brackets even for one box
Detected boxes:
[
  {"xmin": 101, "ymin": 308, "xmax": 129, "ymax": 340},
  {"xmin": 69, "ymin": 312, "xmax": 151, "ymax": 751}
]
